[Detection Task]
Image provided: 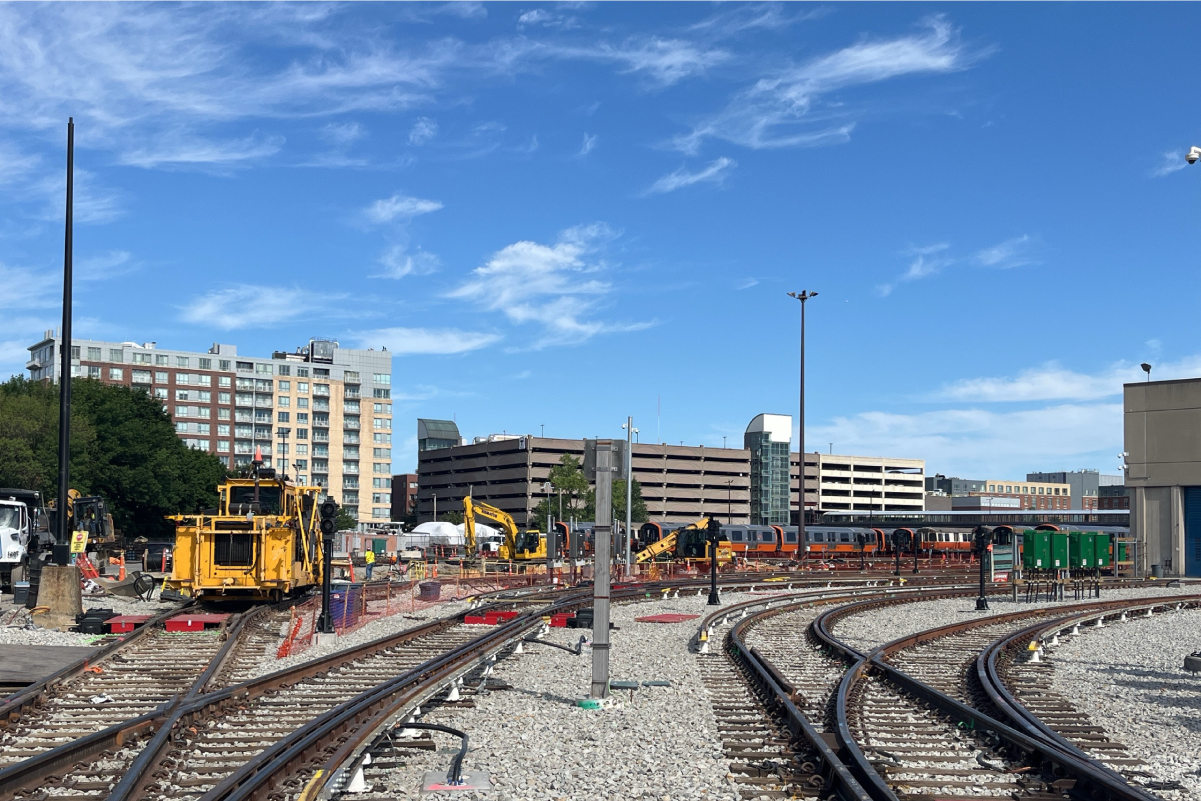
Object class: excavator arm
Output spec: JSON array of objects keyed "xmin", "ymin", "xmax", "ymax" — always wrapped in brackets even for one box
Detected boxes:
[
  {"xmin": 635, "ymin": 531, "xmax": 678, "ymax": 563},
  {"xmin": 463, "ymin": 497, "xmax": 519, "ymax": 557}
]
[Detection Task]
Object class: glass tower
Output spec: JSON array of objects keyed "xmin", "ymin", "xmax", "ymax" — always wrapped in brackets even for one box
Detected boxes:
[{"xmin": 744, "ymin": 414, "xmax": 792, "ymax": 525}]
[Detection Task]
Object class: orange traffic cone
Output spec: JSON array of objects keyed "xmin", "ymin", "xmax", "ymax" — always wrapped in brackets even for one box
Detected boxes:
[{"xmin": 117, "ymin": 556, "xmax": 125, "ymax": 582}]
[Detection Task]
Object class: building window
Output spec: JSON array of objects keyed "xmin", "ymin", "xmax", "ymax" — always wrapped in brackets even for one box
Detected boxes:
[
  {"xmin": 278, "ymin": 380, "xmax": 290, "ymax": 391},
  {"xmin": 373, "ymin": 417, "xmax": 390, "ymax": 429},
  {"xmin": 197, "ymin": 391, "xmax": 211, "ymax": 402},
  {"xmin": 155, "ymin": 354, "xmax": 168, "ymax": 366},
  {"xmin": 217, "ymin": 440, "xmax": 230, "ymax": 453},
  {"xmin": 372, "ymin": 507, "xmax": 388, "ymax": 519},
  {"xmin": 218, "ymin": 424, "xmax": 230, "ymax": 436},
  {"xmin": 176, "ymin": 389, "xmax": 190, "ymax": 401},
  {"xmin": 278, "ymin": 396, "xmax": 290, "ymax": 408},
  {"xmin": 108, "ymin": 367, "xmax": 124, "ymax": 380},
  {"xmin": 133, "ymin": 352, "xmax": 151, "ymax": 364},
  {"xmin": 298, "ymin": 382, "xmax": 309, "ymax": 393},
  {"xmin": 132, "ymin": 369, "xmax": 151, "ymax": 384},
  {"xmin": 86, "ymin": 365, "xmax": 101, "ymax": 379},
  {"xmin": 373, "ymin": 493, "xmax": 390, "ymax": 504},
  {"xmin": 297, "ymin": 367, "xmax": 309, "ymax": 377},
  {"xmin": 373, "ymin": 463, "xmax": 389, "ymax": 474},
  {"xmin": 237, "ymin": 361, "xmax": 252, "ymax": 372},
  {"xmin": 314, "ymin": 368, "xmax": 329, "ymax": 377},
  {"xmin": 173, "ymin": 356, "xmax": 187, "ymax": 367},
  {"xmin": 219, "ymin": 359, "xmax": 231, "ymax": 371},
  {"xmin": 374, "ymin": 403, "xmax": 392, "ymax": 413},
  {"xmin": 297, "ymin": 397, "xmax": 309, "ymax": 409},
  {"xmin": 296, "ymin": 444, "xmax": 309, "ymax": 455},
  {"xmin": 154, "ymin": 387, "xmax": 168, "ymax": 400},
  {"xmin": 218, "ymin": 391, "xmax": 231, "ymax": 403},
  {"xmin": 109, "ymin": 349, "xmax": 124, "ymax": 362},
  {"xmin": 216, "ymin": 376, "xmax": 230, "ymax": 388},
  {"xmin": 87, "ymin": 346, "xmax": 101, "ymax": 360},
  {"xmin": 256, "ymin": 363, "xmax": 272, "ymax": 375},
  {"xmin": 196, "ymin": 357, "xmax": 210, "ymax": 370},
  {"xmin": 277, "ymin": 443, "xmax": 289, "ymax": 455},
  {"xmin": 373, "ymin": 447, "xmax": 391, "ymax": 458},
  {"xmin": 278, "ymin": 412, "xmax": 290, "ymax": 422},
  {"xmin": 373, "ymin": 388, "xmax": 390, "ymax": 399},
  {"xmin": 373, "ymin": 373, "xmax": 390, "ymax": 384},
  {"xmin": 373, "ymin": 433, "xmax": 391, "ymax": 444},
  {"xmin": 217, "ymin": 408, "xmax": 231, "ymax": 420},
  {"xmin": 297, "ymin": 428, "xmax": 308, "ymax": 439}
]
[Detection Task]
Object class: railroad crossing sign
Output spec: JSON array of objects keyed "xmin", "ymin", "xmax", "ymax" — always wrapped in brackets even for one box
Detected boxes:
[{"xmin": 69, "ymin": 529, "xmax": 87, "ymax": 554}]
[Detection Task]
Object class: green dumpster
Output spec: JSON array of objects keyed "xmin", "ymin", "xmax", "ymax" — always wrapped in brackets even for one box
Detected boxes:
[
  {"xmin": 1022, "ymin": 530, "xmax": 1050, "ymax": 569},
  {"xmin": 1050, "ymin": 531, "xmax": 1068, "ymax": 568},
  {"xmin": 1069, "ymin": 531, "xmax": 1095, "ymax": 569},
  {"xmin": 1094, "ymin": 532, "xmax": 1111, "ymax": 568}
]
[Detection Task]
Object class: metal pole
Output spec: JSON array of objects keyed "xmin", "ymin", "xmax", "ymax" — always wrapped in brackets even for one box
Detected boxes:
[
  {"xmin": 319, "ymin": 531, "xmax": 334, "ymax": 632},
  {"xmin": 433, "ymin": 493, "xmax": 437, "ymax": 522},
  {"xmin": 625, "ymin": 416, "xmax": 633, "ymax": 570},
  {"xmin": 56, "ymin": 117, "xmax": 75, "ymax": 554},
  {"xmin": 707, "ymin": 519, "xmax": 721, "ymax": 605},
  {"xmin": 591, "ymin": 440, "xmax": 613, "ymax": 698},
  {"xmin": 788, "ymin": 291, "xmax": 816, "ymax": 549}
]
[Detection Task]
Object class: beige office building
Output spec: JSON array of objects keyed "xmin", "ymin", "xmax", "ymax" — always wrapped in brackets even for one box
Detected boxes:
[{"xmin": 790, "ymin": 453, "xmax": 926, "ymax": 517}]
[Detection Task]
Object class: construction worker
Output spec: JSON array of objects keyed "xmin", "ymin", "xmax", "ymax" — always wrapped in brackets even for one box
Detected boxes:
[{"xmin": 364, "ymin": 547, "xmax": 375, "ymax": 580}]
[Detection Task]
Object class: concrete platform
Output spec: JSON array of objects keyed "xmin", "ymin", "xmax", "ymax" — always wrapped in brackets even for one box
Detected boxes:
[{"xmin": 0, "ymin": 644, "xmax": 99, "ymax": 694}]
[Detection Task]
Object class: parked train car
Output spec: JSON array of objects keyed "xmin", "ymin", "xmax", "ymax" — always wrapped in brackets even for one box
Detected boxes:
[
  {"xmin": 914, "ymin": 526, "xmax": 976, "ymax": 555},
  {"xmin": 803, "ymin": 526, "xmax": 879, "ymax": 555},
  {"xmin": 724, "ymin": 525, "xmax": 779, "ymax": 554}
]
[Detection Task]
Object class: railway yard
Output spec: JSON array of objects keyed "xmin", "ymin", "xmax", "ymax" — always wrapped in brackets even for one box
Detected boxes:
[{"xmin": 0, "ymin": 568, "xmax": 1197, "ymax": 801}]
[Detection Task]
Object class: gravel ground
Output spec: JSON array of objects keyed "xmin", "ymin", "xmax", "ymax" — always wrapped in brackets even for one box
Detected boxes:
[
  {"xmin": 834, "ymin": 584, "xmax": 1197, "ymax": 654},
  {"xmin": 0, "ymin": 594, "xmax": 181, "ymax": 646},
  {"xmin": 1049, "ymin": 606, "xmax": 1201, "ymax": 798},
  {"xmin": 248, "ymin": 599, "xmax": 474, "ymax": 678},
  {"xmin": 368, "ymin": 591, "xmax": 761, "ymax": 801}
]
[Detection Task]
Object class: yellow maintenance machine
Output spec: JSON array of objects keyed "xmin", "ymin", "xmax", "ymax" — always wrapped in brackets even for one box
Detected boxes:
[
  {"xmin": 635, "ymin": 517, "xmax": 732, "ymax": 566},
  {"xmin": 165, "ymin": 462, "xmax": 323, "ymax": 603},
  {"xmin": 463, "ymin": 496, "xmax": 546, "ymax": 561}
]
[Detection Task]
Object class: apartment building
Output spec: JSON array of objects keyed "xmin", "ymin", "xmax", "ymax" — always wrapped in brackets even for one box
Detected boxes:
[
  {"xmin": 26, "ymin": 332, "xmax": 393, "ymax": 524},
  {"xmin": 979, "ymin": 479, "xmax": 1072, "ymax": 510},
  {"xmin": 416, "ymin": 430, "xmax": 751, "ymax": 527},
  {"xmin": 390, "ymin": 472, "xmax": 419, "ymax": 521},
  {"xmin": 789, "ymin": 453, "xmax": 926, "ymax": 517},
  {"xmin": 1026, "ymin": 470, "xmax": 1122, "ymax": 511}
]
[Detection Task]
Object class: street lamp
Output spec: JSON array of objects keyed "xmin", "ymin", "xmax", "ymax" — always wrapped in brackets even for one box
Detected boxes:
[
  {"xmin": 621, "ymin": 417, "xmax": 638, "ymax": 570},
  {"xmin": 787, "ymin": 290, "xmax": 818, "ymax": 551},
  {"xmin": 1141, "ymin": 363, "xmax": 1152, "ymax": 382}
]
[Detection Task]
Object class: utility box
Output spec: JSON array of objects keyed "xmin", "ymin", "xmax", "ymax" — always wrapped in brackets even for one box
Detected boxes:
[
  {"xmin": 1094, "ymin": 532, "xmax": 1112, "ymax": 568},
  {"xmin": 1050, "ymin": 531, "xmax": 1068, "ymax": 569},
  {"xmin": 1069, "ymin": 531, "xmax": 1096, "ymax": 569},
  {"xmin": 1022, "ymin": 530, "xmax": 1050, "ymax": 569},
  {"xmin": 1116, "ymin": 540, "xmax": 1129, "ymax": 563}
]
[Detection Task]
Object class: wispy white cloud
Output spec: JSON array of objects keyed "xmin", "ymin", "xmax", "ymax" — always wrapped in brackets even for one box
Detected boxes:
[
  {"xmin": 936, "ymin": 356, "xmax": 1201, "ymax": 403},
  {"xmin": 673, "ymin": 17, "xmax": 973, "ymax": 153},
  {"xmin": 349, "ymin": 326, "xmax": 500, "ymax": 355},
  {"xmin": 409, "ymin": 117, "xmax": 438, "ymax": 145},
  {"xmin": 0, "ymin": 261, "xmax": 58, "ymax": 311},
  {"xmin": 811, "ymin": 402, "xmax": 1121, "ymax": 479},
  {"xmin": 549, "ymin": 37, "xmax": 729, "ymax": 87},
  {"xmin": 180, "ymin": 284, "xmax": 347, "ymax": 330},
  {"xmin": 449, "ymin": 223, "xmax": 650, "ymax": 346},
  {"xmin": 372, "ymin": 246, "xmax": 440, "ymax": 279},
  {"xmin": 518, "ymin": 8, "xmax": 581, "ymax": 30},
  {"xmin": 363, "ymin": 192, "xmax": 443, "ymax": 225},
  {"xmin": 876, "ymin": 242, "xmax": 951, "ymax": 297},
  {"xmin": 577, "ymin": 133, "xmax": 597, "ymax": 157},
  {"xmin": 689, "ymin": 3, "xmax": 827, "ymax": 38},
  {"xmin": 737, "ymin": 277, "xmax": 759, "ymax": 290},
  {"xmin": 118, "ymin": 133, "xmax": 285, "ymax": 169},
  {"xmin": 77, "ymin": 250, "xmax": 137, "ymax": 282},
  {"xmin": 32, "ymin": 168, "xmax": 124, "ymax": 225},
  {"xmin": 644, "ymin": 157, "xmax": 736, "ymax": 195},
  {"xmin": 319, "ymin": 121, "xmax": 364, "ymax": 144},
  {"xmin": 1152, "ymin": 149, "xmax": 1189, "ymax": 177},
  {"xmin": 975, "ymin": 234, "xmax": 1034, "ymax": 269}
]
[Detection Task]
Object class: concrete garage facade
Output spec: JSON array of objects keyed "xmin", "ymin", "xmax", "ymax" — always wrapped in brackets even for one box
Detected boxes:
[{"xmin": 1124, "ymin": 377, "xmax": 1201, "ymax": 577}]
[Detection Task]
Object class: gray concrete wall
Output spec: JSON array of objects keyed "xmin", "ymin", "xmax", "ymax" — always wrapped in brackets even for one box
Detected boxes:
[{"xmin": 1125, "ymin": 379, "xmax": 1201, "ymax": 576}]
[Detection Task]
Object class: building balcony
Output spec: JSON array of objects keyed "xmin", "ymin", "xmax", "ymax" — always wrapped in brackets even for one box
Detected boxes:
[
  {"xmin": 344, "ymin": 389, "xmax": 360, "ymax": 399},
  {"xmin": 343, "ymin": 479, "xmax": 359, "ymax": 490},
  {"xmin": 343, "ymin": 420, "xmax": 360, "ymax": 431},
  {"xmin": 343, "ymin": 433, "xmax": 360, "ymax": 444},
  {"xmin": 313, "ymin": 400, "xmax": 330, "ymax": 412},
  {"xmin": 312, "ymin": 432, "xmax": 330, "ymax": 443}
]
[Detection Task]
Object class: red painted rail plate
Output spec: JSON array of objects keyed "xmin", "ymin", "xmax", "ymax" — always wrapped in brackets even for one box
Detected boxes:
[
  {"xmin": 165, "ymin": 613, "xmax": 230, "ymax": 632},
  {"xmin": 634, "ymin": 613, "xmax": 700, "ymax": 624},
  {"xmin": 105, "ymin": 615, "xmax": 152, "ymax": 634}
]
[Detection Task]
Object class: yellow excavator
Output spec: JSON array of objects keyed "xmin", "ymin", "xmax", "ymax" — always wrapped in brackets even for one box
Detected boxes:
[
  {"xmin": 463, "ymin": 496, "xmax": 546, "ymax": 561},
  {"xmin": 635, "ymin": 516, "xmax": 732, "ymax": 566}
]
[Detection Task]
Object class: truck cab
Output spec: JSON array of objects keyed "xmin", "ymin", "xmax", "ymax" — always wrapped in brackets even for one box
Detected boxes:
[{"xmin": 0, "ymin": 489, "xmax": 45, "ymax": 589}]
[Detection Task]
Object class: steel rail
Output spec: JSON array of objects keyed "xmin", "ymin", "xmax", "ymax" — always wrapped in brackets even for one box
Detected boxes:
[
  {"xmin": 819, "ymin": 592, "xmax": 1199, "ymax": 801},
  {"xmin": 977, "ymin": 596, "xmax": 1201, "ymax": 781}
]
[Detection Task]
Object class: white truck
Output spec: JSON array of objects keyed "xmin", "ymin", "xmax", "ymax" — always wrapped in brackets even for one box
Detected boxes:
[{"xmin": 0, "ymin": 489, "xmax": 48, "ymax": 590}]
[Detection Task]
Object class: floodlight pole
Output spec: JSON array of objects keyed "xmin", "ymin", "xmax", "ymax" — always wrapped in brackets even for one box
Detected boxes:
[
  {"xmin": 788, "ymin": 290, "xmax": 817, "ymax": 548},
  {"xmin": 56, "ymin": 118, "xmax": 75, "ymax": 554},
  {"xmin": 591, "ymin": 440, "xmax": 614, "ymax": 699}
]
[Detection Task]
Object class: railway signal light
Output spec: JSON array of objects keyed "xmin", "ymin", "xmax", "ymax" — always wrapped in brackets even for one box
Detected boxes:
[
  {"xmin": 973, "ymin": 526, "xmax": 993, "ymax": 611},
  {"xmin": 317, "ymin": 498, "xmax": 339, "ymax": 634}
]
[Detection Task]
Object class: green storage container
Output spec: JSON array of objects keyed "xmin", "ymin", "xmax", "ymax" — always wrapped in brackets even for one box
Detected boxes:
[
  {"xmin": 1094, "ymin": 532, "xmax": 1111, "ymax": 568},
  {"xmin": 1069, "ymin": 531, "xmax": 1096, "ymax": 568},
  {"xmin": 1022, "ymin": 530, "xmax": 1050, "ymax": 569},
  {"xmin": 1117, "ymin": 540, "xmax": 1129, "ymax": 563},
  {"xmin": 1050, "ymin": 531, "xmax": 1068, "ymax": 568}
]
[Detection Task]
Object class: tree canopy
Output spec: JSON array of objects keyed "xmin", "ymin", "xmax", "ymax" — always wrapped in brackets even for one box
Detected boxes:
[
  {"xmin": 529, "ymin": 453, "xmax": 648, "ymax": 526},
  {"xmin": 0, "ymin": 376, "xmax": 230, "ymax": 539}
]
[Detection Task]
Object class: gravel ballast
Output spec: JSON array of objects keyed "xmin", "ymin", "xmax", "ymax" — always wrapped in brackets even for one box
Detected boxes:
[
  {"xmin": 1049, "ymin": 606, "xmax": 1201, "ymax": 798},
  {"xmin": 370, "ymin": 590, "xmax": 759, "ymax": 801},
  {"xmin": 0, "ymin": 595, "xmax": 181, "ymax": 646},
  {"xmin": 833, "ymin": 584, "xmax": 1197, "ymax": 654}
]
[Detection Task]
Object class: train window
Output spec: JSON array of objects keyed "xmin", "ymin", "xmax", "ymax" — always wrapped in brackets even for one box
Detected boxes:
[
  {"xmin": 730, "ymin": 530, "xmax": 744, "ymax": 542},
  {"xmin": 840, "ymin": 532, "xmax": 850, "ymax": 543},
  {"xmin": 785, "ymin": 532, "xmax": 797, "ymax": 543},
  {"xmin": 762, "ymin": 531, "xmax": 774, "ymax": 543},
  {"xmin": 811, "ymin": 532, "xmax": 823, "ymax": 542}
]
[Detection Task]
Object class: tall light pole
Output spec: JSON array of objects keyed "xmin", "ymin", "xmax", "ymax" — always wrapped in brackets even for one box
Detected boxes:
[
  {"xmin": 621, "ymin": 417, "xmax": 638, "ymax": 570},
  {"xmin": 787, "ymin": 290, "xmax": 817, "ymax": 551}
]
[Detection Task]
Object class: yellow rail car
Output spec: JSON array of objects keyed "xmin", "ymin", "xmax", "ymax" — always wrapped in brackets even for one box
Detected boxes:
[{"xmin": 166, "ymin": 467, "xmax": 323, "ymax": 603}]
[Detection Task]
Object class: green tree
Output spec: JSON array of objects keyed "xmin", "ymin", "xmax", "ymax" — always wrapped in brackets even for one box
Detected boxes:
[
  {"xmin": 531, "ymin": 453, "xmax": 589, "ymax": 525},
  {"xmin": 440, "ymin": 510, "xmax": 464, "ymax": 525},
  {"xmin": 0, "ymin": 376, "xmax": 230, "ymax": 538},
  {"xmin": 582, "ymin": 478, "xmax": 648, "ymax": 524},
  {"xmin": 334, "ymin": 506, "xmax": 358, "ymax": 531}
]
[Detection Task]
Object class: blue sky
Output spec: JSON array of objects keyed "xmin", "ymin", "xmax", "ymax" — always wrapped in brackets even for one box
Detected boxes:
[{"xmin": 2, "ymin": 2, "xmax": 1199, "ymax": 479}]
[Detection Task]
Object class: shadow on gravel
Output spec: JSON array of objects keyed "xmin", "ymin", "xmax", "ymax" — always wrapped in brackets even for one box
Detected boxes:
[{"xmin": 507, "ymin": 686, "xmax": 580, "ymax": 706}]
